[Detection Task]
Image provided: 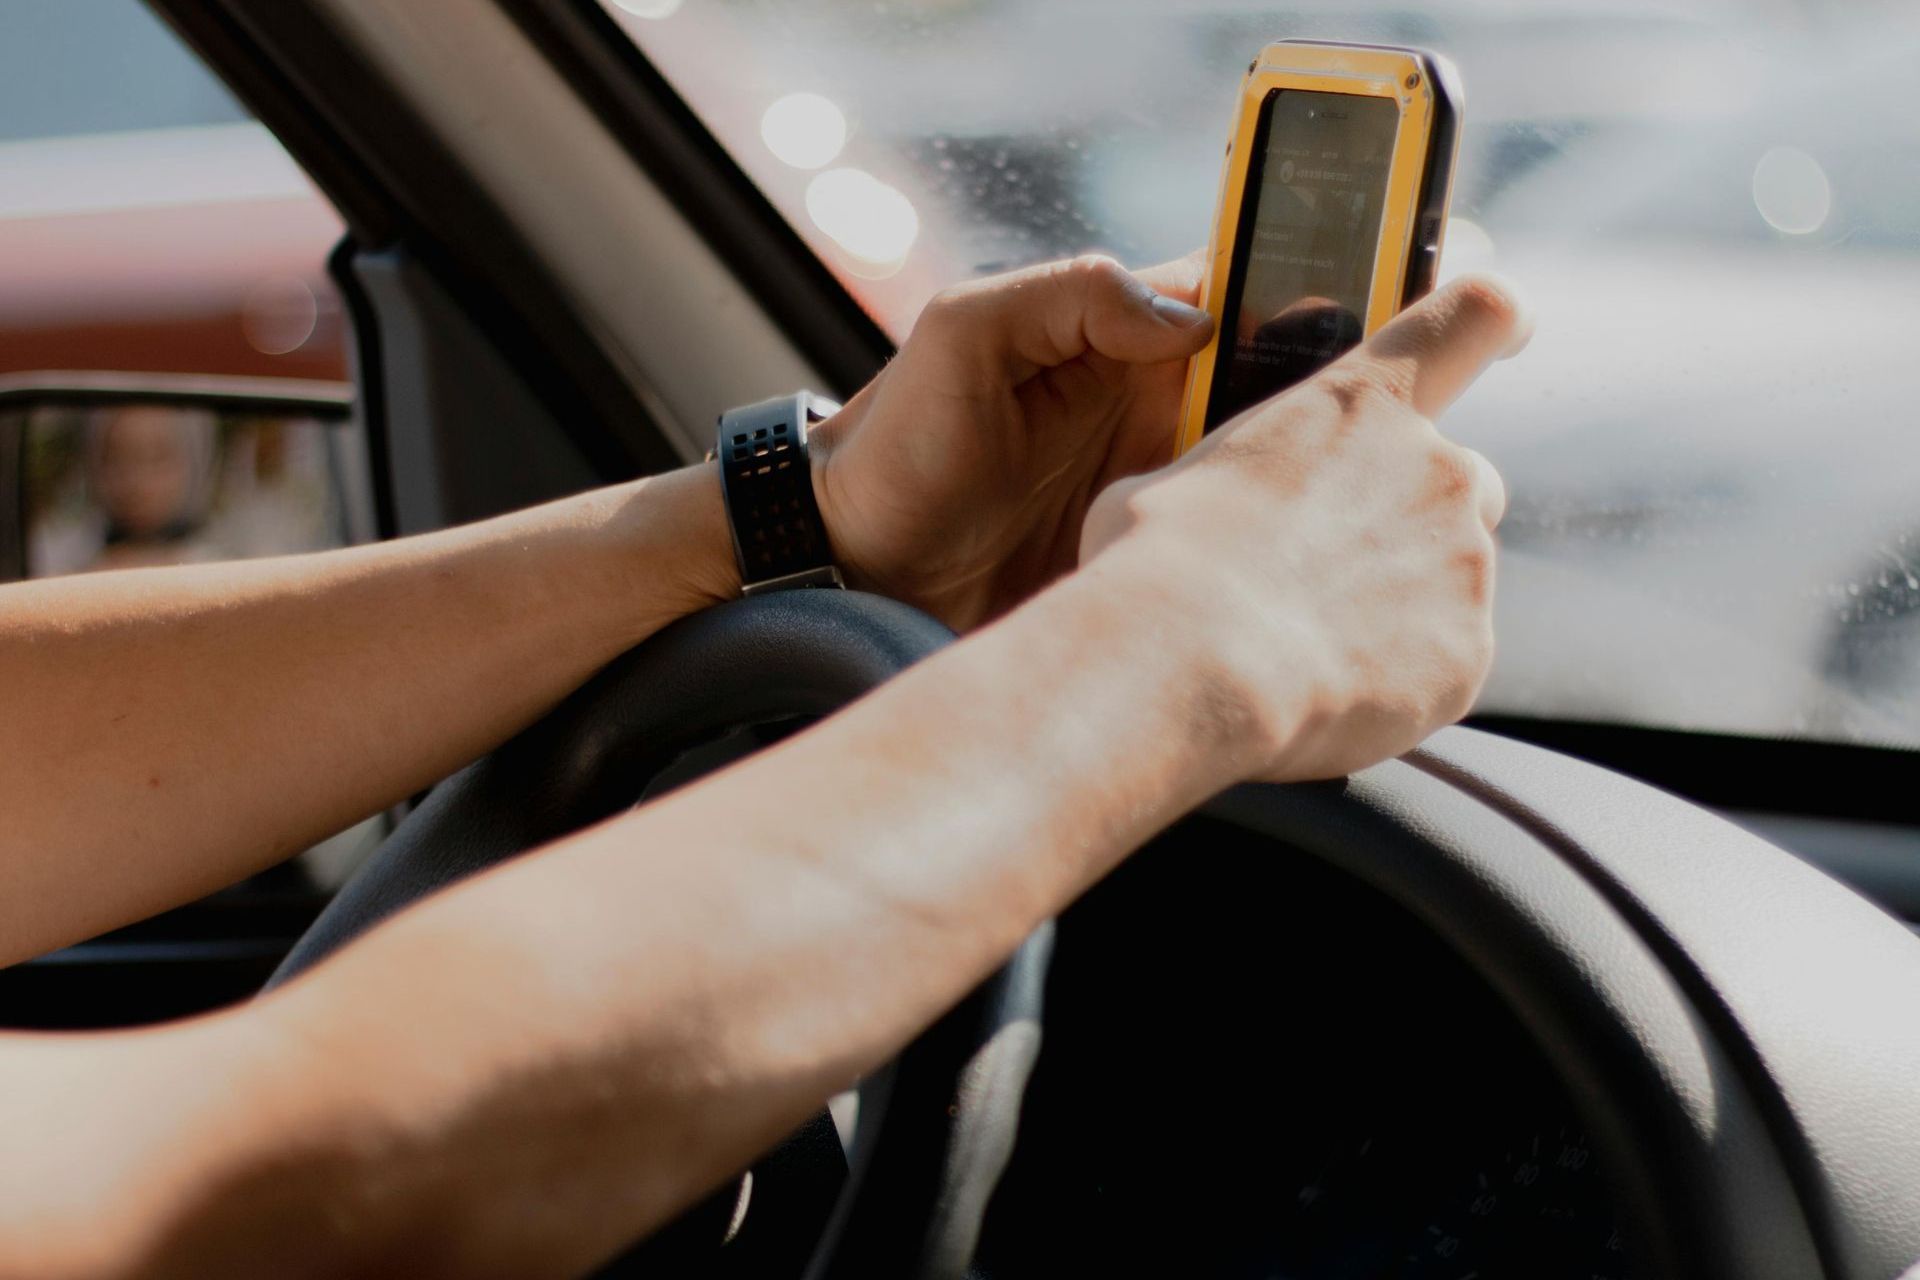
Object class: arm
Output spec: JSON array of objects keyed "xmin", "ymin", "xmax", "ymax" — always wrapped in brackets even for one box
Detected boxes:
[
  {"xmin": 0, "ymin": 466, "xmax": 739, "ymax": 963},
  {"xmin": 0, "ymin": 552, "xmax": 1246, "ymax": 1280},
  {"xmin": 0, "ymin": 275, "xmax": 1526, "ymax": 1280},
  {"xmin": 0, "ymin": 252, "xmax": 1214, "ymax": 963}
]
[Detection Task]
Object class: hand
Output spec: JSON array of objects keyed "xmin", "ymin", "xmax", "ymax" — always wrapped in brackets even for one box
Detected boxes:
[
  {"xmin": 1080, "ymin": 275, "xmax": 1531, "ymax": 782},
  {"xmin": 811, "ymin": 254, "xmax": 1213, "ymax": 630}
]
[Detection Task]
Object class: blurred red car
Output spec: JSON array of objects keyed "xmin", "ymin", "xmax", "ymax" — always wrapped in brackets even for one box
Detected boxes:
[{"xmin": 0, "ymin": 122, "xmax": 347, "ymax": 382}]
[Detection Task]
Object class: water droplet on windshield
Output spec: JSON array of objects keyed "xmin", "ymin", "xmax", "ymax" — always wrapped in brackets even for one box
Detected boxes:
[{"xmin": 1752, "ymin": 146, "xmax": 1832, "ymax": 235}]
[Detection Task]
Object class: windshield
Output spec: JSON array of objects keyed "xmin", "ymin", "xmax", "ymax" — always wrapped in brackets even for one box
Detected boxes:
[{"xmin": 604, "ymin": 0, "xmax": 1920, "ymax": 751}]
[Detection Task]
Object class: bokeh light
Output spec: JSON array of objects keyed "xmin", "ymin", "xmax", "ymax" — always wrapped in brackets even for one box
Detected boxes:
[
  {"xmin": 241, "ymin": 276, "xmax": 319, "ymax": 356},
  {"xmin": 805, "ymin": 168, "xmax": 919, "ymax": 273},
  {"xmin": 1438, "ymin": 217, "xmax": 1496, "ymax": 281},
  {"xmin": 760, "ymin": 92, "xmax": 847, "ymax": 171},
  {"xmin": 1752, "ymin": 146, "xmax": 1831, "ymax": 236},
  {"xmin": 610, "ymin": 0, "xmax": 682, "ymax": 18}
]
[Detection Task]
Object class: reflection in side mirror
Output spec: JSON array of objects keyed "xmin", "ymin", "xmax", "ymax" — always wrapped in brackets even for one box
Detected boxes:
[
  {"xmin": 0, "ymin": 376, "xmax": 385, "ymax": 893},
  {"xmin": 3, "ymin": 379, "xmax": 373, "ymax": 581}
]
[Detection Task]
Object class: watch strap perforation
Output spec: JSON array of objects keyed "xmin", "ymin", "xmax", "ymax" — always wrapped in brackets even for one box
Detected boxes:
[{"xmin": 716, "ymin": 393, "xmax": 844, "ymax": 594}]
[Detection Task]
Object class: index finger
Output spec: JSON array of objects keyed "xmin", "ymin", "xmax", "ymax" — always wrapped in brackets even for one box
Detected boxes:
[{"xmin": 1350, "ymin": 273, "xmax": 1534, "ymax": 418}]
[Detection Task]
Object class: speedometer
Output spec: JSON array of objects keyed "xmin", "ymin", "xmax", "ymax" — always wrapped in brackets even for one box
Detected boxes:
[
  {"xmin": 967, "ymin": 821, "xmax": 1643, "ymax": 1280},
  {"xmin": 1271, "ymin": 1118, "xmax": 1630, "ymax": 1279},
  {"xmin": 1402, "ymin": 1123, "xmax": 1629, "ymax": 1278}
]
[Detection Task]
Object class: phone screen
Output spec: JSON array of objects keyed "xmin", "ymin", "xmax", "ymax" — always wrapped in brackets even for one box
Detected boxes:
[{"xmin": 1204, "ymin": 89, "xmax": 1400, "ymax": 432}]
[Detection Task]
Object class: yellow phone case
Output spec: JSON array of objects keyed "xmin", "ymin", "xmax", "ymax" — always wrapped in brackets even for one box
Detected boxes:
[{"xmin": 1175, "ymin": 41, "xmax": 1462, "ymax": 455}]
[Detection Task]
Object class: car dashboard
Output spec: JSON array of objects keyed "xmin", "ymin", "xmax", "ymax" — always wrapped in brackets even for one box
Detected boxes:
[{"xmin": 971, "ymin": 815, "xmax": 1634, "ymax": 1279}]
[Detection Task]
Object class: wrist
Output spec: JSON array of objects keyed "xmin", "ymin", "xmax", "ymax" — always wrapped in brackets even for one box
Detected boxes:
[
  {"xmin": 803, "ymin": 396, "xmax": 874, "ymax": 595},
  {"xmin": 1036, "ymin": 543, "xmax": 1286, "ymax": 793},
  {"xmin": 1090, "ymin": 531, "xmax": 1334, "ymax": 779},
  {"xmin": 594, "ymin": 463, "xmax": 741, "ymax": 645}
]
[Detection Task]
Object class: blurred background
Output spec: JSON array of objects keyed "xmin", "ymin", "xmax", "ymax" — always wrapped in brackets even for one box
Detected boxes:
[
  {"xmin": 0, "ymin": 0, "xmax": 346, "ymax": 382},
  {"xmin": 607, "ymin": 0, "xmax": 1920, "ymax": 748},
  {"xmin": 5, "ymin": 0, "xmax": 1919, "ymax": 752}
]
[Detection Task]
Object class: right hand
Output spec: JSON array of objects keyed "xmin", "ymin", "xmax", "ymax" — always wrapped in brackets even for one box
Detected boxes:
[{"xmin": 1080, "ymin": 275, "xmax": 1531, "ymax": 782}]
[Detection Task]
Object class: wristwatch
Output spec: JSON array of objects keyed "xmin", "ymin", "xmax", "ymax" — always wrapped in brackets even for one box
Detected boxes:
[{"xmin": 714, "ymin": 391, "xmax": 845, "ymax": 595}]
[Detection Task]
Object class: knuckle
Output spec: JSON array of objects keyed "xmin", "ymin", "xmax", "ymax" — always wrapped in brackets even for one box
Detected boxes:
[
  {"xmin": 1062, "ymin": 253, "xmax": 1136, "ymax": 303},
  {"xmin": 1064, "ymin": 252, "xmax": 1126, "ymax": 281},
  {"xmin": 912, "ymin": 284, "xmax": 972, "ymax": 336},
  {"xmin": 1445, "ymin": 273, "xmax": 1523, "ymax": 335},
  {"xmin": 1452, "ymin": 544, "xmax": 1494, "ymax": 606},
  {"xmin": 1425, "ymin": 444, "xmax": 1477, "ymax": 504},
  {"xmin": 1320, "ymin": 353, "xmax": 1426, "ymax": 418},
  {"xmin": 1205, "ymin": 421, "xmax": 1286, "ymax": 473},
  {"xmin": 1315, "ymin": 366, "xmax": 1390, "ymax": 417},
  {"xmin": 1453, "ymin": 539, "xmax": 1493, "ymax": 577}
]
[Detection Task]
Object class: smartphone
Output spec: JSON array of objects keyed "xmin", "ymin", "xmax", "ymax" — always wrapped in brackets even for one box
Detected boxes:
[{"xmin": 1174, "ymin": 40, "xmax": 1463, "ymax": 455}]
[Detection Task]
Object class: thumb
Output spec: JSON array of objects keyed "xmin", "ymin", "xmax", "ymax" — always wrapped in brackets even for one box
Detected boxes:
[{"xmin": 915, "ymin": 254, "xmax": 1214, "ymax": 384}]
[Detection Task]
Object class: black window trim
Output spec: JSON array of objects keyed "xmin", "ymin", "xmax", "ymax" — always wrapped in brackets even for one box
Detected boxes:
[{"xmin": 1471, "ymin": 715, "xmax": 1919, "ymax": 827}]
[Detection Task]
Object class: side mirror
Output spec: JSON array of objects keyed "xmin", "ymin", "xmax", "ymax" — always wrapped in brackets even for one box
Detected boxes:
[{"xmin": 0, "ymin": 373, "xmax": 373, "ymax": 582}]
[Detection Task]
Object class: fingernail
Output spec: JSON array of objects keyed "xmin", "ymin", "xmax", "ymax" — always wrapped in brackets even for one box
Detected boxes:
[{"xmin": 1149, "ymin": 292, "xmax": 1211, "ymax": 328}]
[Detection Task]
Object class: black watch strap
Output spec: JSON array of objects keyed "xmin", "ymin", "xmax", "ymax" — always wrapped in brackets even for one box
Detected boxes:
[{"xmin": 715, "ymin": 392, "xmax": 845, "ymax": 595}]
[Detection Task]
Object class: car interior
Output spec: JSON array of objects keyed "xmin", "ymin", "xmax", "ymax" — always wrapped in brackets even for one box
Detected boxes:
[{"xmin": 2, "ymin": 2, "xmax": 1918, "ymax": 1278}]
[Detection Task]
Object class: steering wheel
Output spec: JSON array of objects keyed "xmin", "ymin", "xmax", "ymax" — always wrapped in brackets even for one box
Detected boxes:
[
  {"xmin": 265, "ymin": 590, "xmax": 1048, "ymax": 1279},
  {"xmin": 269, "ymin": 591, "xmax": 1920, "ymax": 1280}
]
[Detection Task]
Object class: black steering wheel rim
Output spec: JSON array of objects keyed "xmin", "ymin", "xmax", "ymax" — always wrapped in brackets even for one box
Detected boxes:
[{"xmin": 264, "ymin": 590, "xmax": 1048, "ymax": 1280}]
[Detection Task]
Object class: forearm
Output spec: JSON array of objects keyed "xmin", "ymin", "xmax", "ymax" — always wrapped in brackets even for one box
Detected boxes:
[
  {"xmin": 0, "ymin": 465, "xmax": 737, "ymax": 963},
  {"xmin": 0, "ymin": 548, "xmax": 1263, "ymax": 1279}
]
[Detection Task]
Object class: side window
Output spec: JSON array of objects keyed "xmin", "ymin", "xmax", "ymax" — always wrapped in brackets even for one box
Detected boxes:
[
  {"xmin": 0, "ymin": 2, "xmax": 381, "ymax": 919},
  {"xmin": 1, "ymin": 0, "xmax": 372, "ymax": 580}
]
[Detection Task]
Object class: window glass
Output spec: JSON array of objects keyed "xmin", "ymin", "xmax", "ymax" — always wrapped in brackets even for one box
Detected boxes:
[
  {"xmin": 0, "ymin": 0, "xmax": 248, "ymax": 142},
  {"xmin": 606, "ymin": 0, "xmax": 1920, "ymax": 750},
  {"xmin": 0, "ymin": 0, "xmax": 346, "ymax": 381}
]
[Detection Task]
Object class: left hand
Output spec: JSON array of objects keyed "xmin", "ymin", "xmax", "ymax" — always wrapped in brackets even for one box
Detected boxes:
[{"xmin": 811, "ymin": 253, "xmax": 1212, "ymax": 630}]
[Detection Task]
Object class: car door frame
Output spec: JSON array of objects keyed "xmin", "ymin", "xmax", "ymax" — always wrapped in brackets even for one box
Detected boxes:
[{"xmin": 146, "ymin": 0, "xmax": 873, "ymax": 526}]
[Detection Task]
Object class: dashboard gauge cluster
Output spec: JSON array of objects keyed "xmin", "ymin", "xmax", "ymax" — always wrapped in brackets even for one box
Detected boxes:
[
  {"xmin": 971, "ymin": 817, "xmax": 1636, "ymax": 1280},
  {"xmin": 1268, "ymin": 1121, "xmax": 1629, "ymax": 1279}
]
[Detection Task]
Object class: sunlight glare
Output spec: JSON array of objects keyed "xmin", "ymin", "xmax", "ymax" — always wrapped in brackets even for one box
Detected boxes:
[
  {"xmin": 611, "ymin": 0, "xmax": 682, "ymax": 19},
  {"xmin": 805, "ymin": 168, "xmax": 919, "ymax": 273},
  {"xmin": 1438, "ymin": 217, "xmax": 1496, "ymax": 282},
  {"xmin": 760, "ymin": 93, "xmax": 848, "ymax": 171}
]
